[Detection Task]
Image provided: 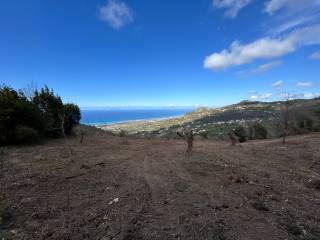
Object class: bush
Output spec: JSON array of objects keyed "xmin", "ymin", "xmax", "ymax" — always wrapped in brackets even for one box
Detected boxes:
[
  {"xmin": 14, "ymin": 125, "xmax": 40, "ymax": 144},
  {"xmin": 0, "ymin": 84, "xmax": 81, "ymax": 145},
  {"xmin": 305, "ymin": 118, "xmax": 314, "ymax": 130},
  {"xmin": 249, "ymin": 122, "xmax": 268, "ymax": 140},
  {"xmin": 0, "ymin": 86, "xmax": 43, "ymax": 145},
  {"xmin": 32, "ymin": 86, "xmax": 64, "ymax": 137},
  {"xmin": 63, "ymin": 103, "xmax": 81, "ymax": 135},
  {"xmin": 234, "ymin": 125, "xmax": 247, "ymax": 143},
  {"xmin": 292, "ymin": 116, "xmax": 315, "ymax": 134},
  {"xmin": 199, "ymin": 130, "xmax": 208, "ymax": 139}
]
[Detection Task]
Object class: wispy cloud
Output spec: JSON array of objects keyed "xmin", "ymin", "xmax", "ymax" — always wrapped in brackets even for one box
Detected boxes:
[
  {"xmin": 265, "ymin": 0, "xmax": 319, "ymax": 16},
  {"xmin": 296, "ymin": 81, "xmax": 313, "ymax": 88},
  {"xmin": 236, "ymin": 60, "xmax": 282, "ymax": 78},
  {"xmin": 99, "ymin": 0, "xmax": 133, "ymax": 30},
  {"xmin": 250, "ymin": 93, "xmax": 273, "ymax": 101},
  {"xmin": 272, "ymin": 80, "xmax": 284, "ymax": 89},
  {"xmin": 265, "ymin": 0, "xmax": 320, "ymax": 34},
  {"xmin": 204, "ymin": 25, "xmax": 320, "ymax": 70},
  {"xmin": 251, "ymin": 60, "xmax": 282, "ymax": 74},
  {"xmin": 309, "ymin": 51, "xmax": 320, "ymax": 60},
  {"xmin": 266, "ymin": 0, "xmax": 302, "ymax": 15},
  {"xmin": 213, "ymin": 0, "xmax": 252, "ymax": 18},
  {"xmin": 290, "ymin": 92, "xmax": 320, "ymax": 99}
]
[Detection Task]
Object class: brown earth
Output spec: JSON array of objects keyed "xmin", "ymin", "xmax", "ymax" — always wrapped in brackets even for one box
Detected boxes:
[{"xmin": 1, "ymin": 133, "xmax": 320, "ymax": 240}]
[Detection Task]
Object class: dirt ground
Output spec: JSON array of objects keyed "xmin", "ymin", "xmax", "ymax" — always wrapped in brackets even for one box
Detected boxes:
[{"xmin": 1, "ymin": 133, "xmax": 320, "ymax": 240}]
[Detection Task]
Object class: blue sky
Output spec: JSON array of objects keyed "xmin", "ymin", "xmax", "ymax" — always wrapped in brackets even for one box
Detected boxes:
[{"xmin": 1, "ymin": 0, "xmax": 320, "ymax": 108}]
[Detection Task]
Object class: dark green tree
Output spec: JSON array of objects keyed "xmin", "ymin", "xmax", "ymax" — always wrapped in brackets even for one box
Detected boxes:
[
  {"xmin": 32, "ymin": 86, "xmax": 64, "ymax": 137},
  {"xmin": 62, "ymin": 103, "xmax": 81, "ymax": 135},
  {"xmin": 251, "ymin": 122, "xmax": 268, "ymax": 139},
  {"xmin": 234, "ymin": 125, "xmax": 247, "ymax": 143},
  {"xmin": 0, "ymin": 86, "xmax": 43, "ymax": 145}
]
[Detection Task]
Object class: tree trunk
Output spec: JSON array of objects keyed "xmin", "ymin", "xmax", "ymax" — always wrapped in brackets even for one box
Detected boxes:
[
  {"xmin": 187, "ymin": 137, "xmax": 193, "ymax": 154},
  {"xmin": 60, "ymin": 114, "xmax": 73, "ymax": 157},
  {"xmin": 80, "ymin": 134, "xmax": 84, "ymax": 144}
]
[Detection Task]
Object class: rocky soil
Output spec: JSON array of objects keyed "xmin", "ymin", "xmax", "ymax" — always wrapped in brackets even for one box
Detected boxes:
[{"xmin": 1, "ymin": 132, "xmax": 320, "ymax": 239}]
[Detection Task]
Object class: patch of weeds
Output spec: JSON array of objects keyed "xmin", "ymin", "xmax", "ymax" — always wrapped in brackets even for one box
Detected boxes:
[
  {"xmin": 286, "ymin": 223, "xmax": 302, "ymax": 236},
  {"xmin": 175, "ymin": 182, "xmax": 189, "ymax": 192},
  {"xmin": 251, "ymin": 201, "xmax": 269, "ymax": 212},
  {"xmin": 0, "ymin": 147, "xmax": 4, "ymax": 170},
  {"xmin": 284, "ymin": 221, "xmax": 320, "ymax": 240},
  {"xmin": 0, "ymin": 206, "xmax": 13, "ymax": 226},
  {"xmin": 299, "ymin": 235, "xmax": 320, "ymax": 240},
  {"xmin": 208, "ymin": 226, "xmax": 227, "ymax": 240},
  {"xmin": 306, "ymin": 179, "xmax": 320, "ymax": 191}
]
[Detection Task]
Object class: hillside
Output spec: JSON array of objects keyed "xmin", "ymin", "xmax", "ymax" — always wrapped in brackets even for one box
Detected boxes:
[
  {"xmin": 100, "ymin": 98, "xmax": 320, "ymax": 138},
  {"xmin": 1, "ymin": 133, "xmax": 320, "ymax": 239}
]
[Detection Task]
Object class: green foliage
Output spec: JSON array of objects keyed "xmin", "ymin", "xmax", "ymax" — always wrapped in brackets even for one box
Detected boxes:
[
  {"xmin": 293, "ymin": 115, "xmax": 316, "ymax": 134},
  {"xmin": 199, "ymin": 131, "xmax": 208, "ymax": 139},
  {"xmin": 0, "ymin": 84, "xmax": 81, "ymax": 145},
  {"xmin": 300, "ymin": 118, "xmax": 314, "ymax": 130},
  {"xmin": 315, "ymin": 105, "xmax": 320, "ymax": 118},
  {"xmin": 14, "ymin": 125, "xmax": 40, "ymax": 144},
  {"xmin": 234, "ymin": 125, "xmax": 247, "ymax": 143},
  {"xmin": 32, "ymin": 86, "xmax": 64, "ymax": 137},
  {"xmin": 0, "ymin": 86, "xmax": 43, "ymax": 145},
  {"xmin": 249, "ymin": 122, "xmax": 268, "ymax": 140},
  {"xmin": 63, "ymin": 103, "xmax": 81, "ymax": 135}
]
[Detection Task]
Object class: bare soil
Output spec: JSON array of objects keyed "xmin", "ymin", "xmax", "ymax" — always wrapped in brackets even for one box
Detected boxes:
[{"xmin": 1, "ymin": 133, "xmax": 320, "ymax": 240}]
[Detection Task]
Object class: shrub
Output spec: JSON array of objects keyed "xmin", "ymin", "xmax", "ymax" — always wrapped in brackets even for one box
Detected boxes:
[
  {"xmin": 250, "ymin": 122, "xmax": 268, "ymax": 140},
  {"xmin": 0, "ymin": 84, "xmax": 81, "ymax": 145},
  {"xmin": 14, "ymin": 125, "xmax": 40, "ymax": 144},
  {"xmin": 63, "ymin": 103, "xmax": 81, "ymax": 135},
  {"xmin": 119, "ymin": 130, "xmax": 128, "ymax": 144},
  {"xmin": 234, "ymin": 125, "xmax": 247, "ymax": 143},
  {"xmin": 305, "ymin": 118, "xmax": 314, "ymax": 130},
  {"xmin": 292, "ymin": 116, "xmax": 315, "ymax": 135},
  {"xmin": 199, "ymin": 130, "xmax": 208, "ymax": 139},
  {"xmin": 0, "ymin": 86, "xmax": 43, "ymax": 145},
  {"xmin": 32, "ymin": 86, "xmax": 64, "ymax": 137}
]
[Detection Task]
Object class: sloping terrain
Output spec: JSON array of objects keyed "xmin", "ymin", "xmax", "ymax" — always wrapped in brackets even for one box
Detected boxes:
[
  {"xmin": 1, "ymin": 133, "xmax": 320, "ymax": 239},
  {"xmin": 101, "ymin": 98, "xmax": 320, "ymax": 138}
]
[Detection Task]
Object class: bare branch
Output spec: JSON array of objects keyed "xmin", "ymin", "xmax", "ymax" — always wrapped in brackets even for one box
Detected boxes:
[
  {"xmin": 58, "ymin": 112, "xmax": 73, "ymax": 157},
  {"xmin": 177, "ymin": 129, "xmax": 196, "ymax": 154}
]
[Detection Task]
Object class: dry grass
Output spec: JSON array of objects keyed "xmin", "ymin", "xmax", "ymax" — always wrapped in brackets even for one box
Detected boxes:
[{"xmin": 1, "ymin": 133, "xmax": 320, "ymax": 239}]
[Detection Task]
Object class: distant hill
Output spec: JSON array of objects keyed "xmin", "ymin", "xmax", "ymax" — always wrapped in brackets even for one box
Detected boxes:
[{"xmin": 100, "ymin": 98, "xmax": 320, "ymax": 139}]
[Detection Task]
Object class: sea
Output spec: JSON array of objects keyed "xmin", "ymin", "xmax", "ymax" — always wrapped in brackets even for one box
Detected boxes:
[{"xmin": 80, "ymin": 108, "xmax": 193, "ymax": 126}]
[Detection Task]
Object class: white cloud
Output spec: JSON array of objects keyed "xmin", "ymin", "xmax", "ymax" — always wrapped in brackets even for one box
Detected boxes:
[
  {"xmin": 271, "ymin": 15, "xmax": 318, "ymax": 35},
  {"xmin": 251, "ymin": 60, "xmax": 282, "ymax": 74},
  {"xmin": 213, "ymin": 0, "xmax": 252, "ymax": 18},
  {"xmin": 265, "ymin": 0, "xmax": 319, "ymax": 16},
  {"xmin": 296, "ymin": 81, "xmax": 313, "ymax": 88},
  {"xmin": 99, "ymin": 0, "xmax": 133, "ymax": 30},
  {"xmin": 291, "ymin": 92, "xmax": 320, "ymax": 99},
  {"xmin": 250, "ymin": 93, "xmax": 273, "ymax": 101},
  {"xmin": 204, "ymin": 25, "xmax": 320, "ymax": 70},
  {"xmin": 265, "ymin": 0, "xmax": 295, "ymax": 15},
  {"xmin": 237, "ymin": 60, "xmax": 282, "ymax": 78},
  {"xmin": 301, "ymin": 92, "xmax": 320, "ymax": 98},
  {"xmin": 272, "ymin": 80, "xmax": 284, "ymax": 89},
  {"xmin": 204, "ymin": 37, "xmax": 294, "ymax": 70},
  {"xmin": 309, "ymin": 51, "xmax": 320, "ymax": 60},
  {"xmin": 265, "ymin": 0, "xmax": 320, "ymax": 34}
]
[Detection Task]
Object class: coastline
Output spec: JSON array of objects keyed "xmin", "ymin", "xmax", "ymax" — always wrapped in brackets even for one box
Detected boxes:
[
  {"xmin": 89, "ymin": 114, "xmax": 185, "ymax": 127},
  {"xmin": 82, "ymin": 107, "xmax": 217, "ymax": 134},
  {"xmin": 95, "ymin": 114, "xmax": 187, "ymax": 134},
  {"xmin": 80, "ymin": 108, "xmax": 194, "ymax": 128},
  {"xmin": 96, "ymin": 111, "xmax": 210, "ymax": 134}
]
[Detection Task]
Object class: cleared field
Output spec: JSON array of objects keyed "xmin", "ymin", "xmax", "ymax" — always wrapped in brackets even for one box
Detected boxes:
[{"xmin": 1, "ymin": 133, "xmax": 320, "ymax": 239}]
